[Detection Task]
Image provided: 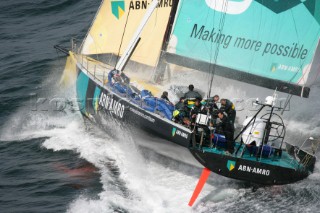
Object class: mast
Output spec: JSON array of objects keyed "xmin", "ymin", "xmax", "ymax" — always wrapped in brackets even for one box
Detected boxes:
[
  {"xmin": 115, "ymin": 0, "xmax": 159, "ymax": 72},
  {"xmin": 153, "ymin": 0, "xmax": 180, "ymax": 82}
]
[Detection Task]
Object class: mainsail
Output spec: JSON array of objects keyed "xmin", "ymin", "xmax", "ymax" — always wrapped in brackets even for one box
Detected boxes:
[
  {"xmin": 81, "ymin": 0, "xmax": 172, "ymax": 67},
  {"xmin": 162, "ymin": 0, "xmax": 320, "ymax": 97}
]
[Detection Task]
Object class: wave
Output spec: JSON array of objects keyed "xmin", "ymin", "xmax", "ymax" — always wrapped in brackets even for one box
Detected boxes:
[{"xmin": 1, "ymin": 0, "xmax": 320, "ymax": 211}]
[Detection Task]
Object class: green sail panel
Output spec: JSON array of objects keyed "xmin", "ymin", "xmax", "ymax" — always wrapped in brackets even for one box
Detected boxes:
[{"xmin": 166, "ymin": 0, "xmax": 320, "ymax": 97}]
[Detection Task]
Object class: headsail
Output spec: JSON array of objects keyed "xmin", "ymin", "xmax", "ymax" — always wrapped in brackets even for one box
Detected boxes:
[
  {"xmin": 163, "ymin": 0, "xmax": 320, "ymax": 97},
  {"xmin": 81, "ymin": 0, "xmax": 172, "ymax": 67},
  {"xmin": 60, "ymin": 54, "xmax": 77, "ymax": 86}
]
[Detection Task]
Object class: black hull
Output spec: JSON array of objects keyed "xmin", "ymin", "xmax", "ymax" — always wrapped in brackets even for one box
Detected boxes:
[
  {"xmin": 190, "ymin": 148, "xmax": 309, "ymax": 185},
  {"xmin": 75, "ymin": 65, "xmax": 314, "ymax": 186},
  {"xmin": 75, "ymin": 68, "xmax": 192, "ymax": 148}
]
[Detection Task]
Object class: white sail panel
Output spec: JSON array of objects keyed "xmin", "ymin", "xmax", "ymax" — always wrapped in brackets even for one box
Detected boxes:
[
  {"xmin": 302, "ymin": 40, "xmax": 320, "ymax": 87},
  {"xmin": 81, "ymin": 0, "xmax": 172, "ymax": 67}
]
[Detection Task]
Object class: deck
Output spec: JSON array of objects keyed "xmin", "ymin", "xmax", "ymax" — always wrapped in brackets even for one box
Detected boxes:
[{"xmin": 201, "ymin": 143, "xmax": 301, "ymax": 170}]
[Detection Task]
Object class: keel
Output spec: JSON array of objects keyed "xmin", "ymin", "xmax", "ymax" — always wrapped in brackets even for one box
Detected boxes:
[{"xmin": 188, "ymin": 167, "xmax": 211, "ymax": 206}]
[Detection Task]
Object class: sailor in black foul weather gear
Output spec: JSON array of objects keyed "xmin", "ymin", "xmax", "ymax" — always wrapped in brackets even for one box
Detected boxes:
[
  {"xmin": 161, "ymin": 91, "xmax": 170, "ymax": 102},
  {"xmin": 220, "ymin": 99, "xmax": 236, "ymax": 125},
  {"xmin": 190, "ymin": 98, "xmax": 208, "ymax": 130},
  {"xmin": 210, "ymin": 95, "xmax": 220, "ymax": 111},
  {"xmin": 184, "ymin": 84, "xmax": 202, "ymax": 100},
  {"xmin": 190, "ymin": 98, "xmax": 211, "ymax": 146},
  {"xmin": 175, "ymin": 96, "xmax": 186, "ymax": 111},
  {"xmin": 172, "ymin": 97, "xmax": 188, "ymax": 124},
  {"xmin": 216, "ymin": 110, "xmax": 235, "ymax": 154},
  {"xmin": 207, "ymin": 94, "xmax": 220, "ymax": 122},
  {"xmin": 190, "ymin": 98, "xmax": 207, "ymax": 124}
]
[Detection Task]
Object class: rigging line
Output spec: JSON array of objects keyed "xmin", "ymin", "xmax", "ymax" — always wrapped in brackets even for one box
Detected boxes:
[
  {"xmin": 306, "ymin": 63, "xmax": 320, "ymax": 87},
  {"xmin": 207, "ymin": 0, "xmax": 219, "ymax": 97},
  {"xmin": 295, "ymin": 33, "xmax": 320, "ymax": 86},
  {"xmin": 287, "ymin": 8, "xmax": 318, "ymax": 84},
  {"xmin": 278, "ymin": 9, "xmax": 317, "ymax": 95},
  {"xmin": 79, "ymin": 0, "xmax": 105, "ymax": 53},
  {"xmin": 208, "ymin": 0, "xmax": 218, "ymax": 95},
  {"xmin": 208, "ymin": 0, "xmax": 228, "ymax": 98},
  {"xmin": 55, "ymin": 48, "xmax": 65, "ymax": 68},
  {"xmin": 312, "ymin": 64, "xmax": 320, "ymax": 85},
  {"xmin": 140, "ymin": 4, "xmax": 160, "ymax": 56},
  {"xmin": 284, "ymin": 11, "xmax": 320, "ymax": 96},
  {"xmin": 151, "ymin": 7, "xmax": 165, "ymax": 80},
  {"xmin": 206, "ymin": 0, "xmax": 217, "ymax": 93},
  {"xmin": 204, "ymin": 1, "xmax": 216, "ymax": 58},
  {"xmin": 207, "ymin": 2, "xmax": 216, "ymax": 95},
  {"xmin": 281, "ymin": 93, "xmax": 292, "ymax": 115},
  {"xmin": 249, "ymin": 1, "xmax": 263, "ymax": 72},
  {"xmin": 115, "ymin": 5, "xmax": 132, "ymax": 69},
  {"xmin": 287, "ymin": 8, "xmax": 302, "ymax": 83},
  {"xmin": 290, "ymin": 41, "xmax": 319, "ymax": 86}
]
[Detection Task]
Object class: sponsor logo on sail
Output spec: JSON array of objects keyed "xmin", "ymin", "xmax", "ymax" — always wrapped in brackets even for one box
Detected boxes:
[
  {"xmin": 172, "ymin": 127, "xmax": 176, "ymax": 137},
  {"xmin": 111, "ymin": 0, "xmax": 125, "ymax": 19},
  {"xmin": 227, "ymin": 160, "xmax": 236, "ymax": 171},
  {"xmin": 129, "ymin": 0, "xmax": 173, "ymax": 10}
]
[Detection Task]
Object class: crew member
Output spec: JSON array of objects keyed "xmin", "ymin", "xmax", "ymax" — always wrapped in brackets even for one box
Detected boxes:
[
  {"xmin": 207, "ymin": 94, "xmax": 220, "ymax": 119},
  {"xmin": 107, "ymin": 69, "xmax": 132, "ymax": 95},
  {"xmin": 190, "ymin": 98, "xmax": 211, "ymax": 146},
  {"xmin": 175, "ymin": 96, "xmax": 186, "ymax": 111},
  {"xmin": 211, "ymin": 95, "xmax": 220, "ymax": 110},
  {"xmin": 190, "ymin": 98, "xmax": 207, "ymax": 127},
  {"xmin": 107, "ymin": 69, "xmax": 119, "ymax": 85},
  {"xmin": 107, "ymin": 69, "xmax": 130, "ymax": 85},
  {"xmin": 161, "ymin": 91, "xmax": 170, "ymax": 102},
  {"xmin": 120, "ymin": 72, "xmax": 130, "ymax": 84},
  {"xmin": 172, "ymin": 97, "xmax": 187, "ymax": 124},
  {"xmin": 184, "ymin": 84, "xmax": 202, "ymax": 100},
  {"xmin": 220, "ymin": 98, "xmax": 236, "ymax": 125},
  {"xmin": 216, "ymin": 110, "xmax": 235, "ymax": 154}
]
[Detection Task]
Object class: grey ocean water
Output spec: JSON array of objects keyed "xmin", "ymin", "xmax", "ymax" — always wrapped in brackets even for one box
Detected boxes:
[{"xmin": 1, "ymin": 0, "xmax": 320, "ymax": 212}]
